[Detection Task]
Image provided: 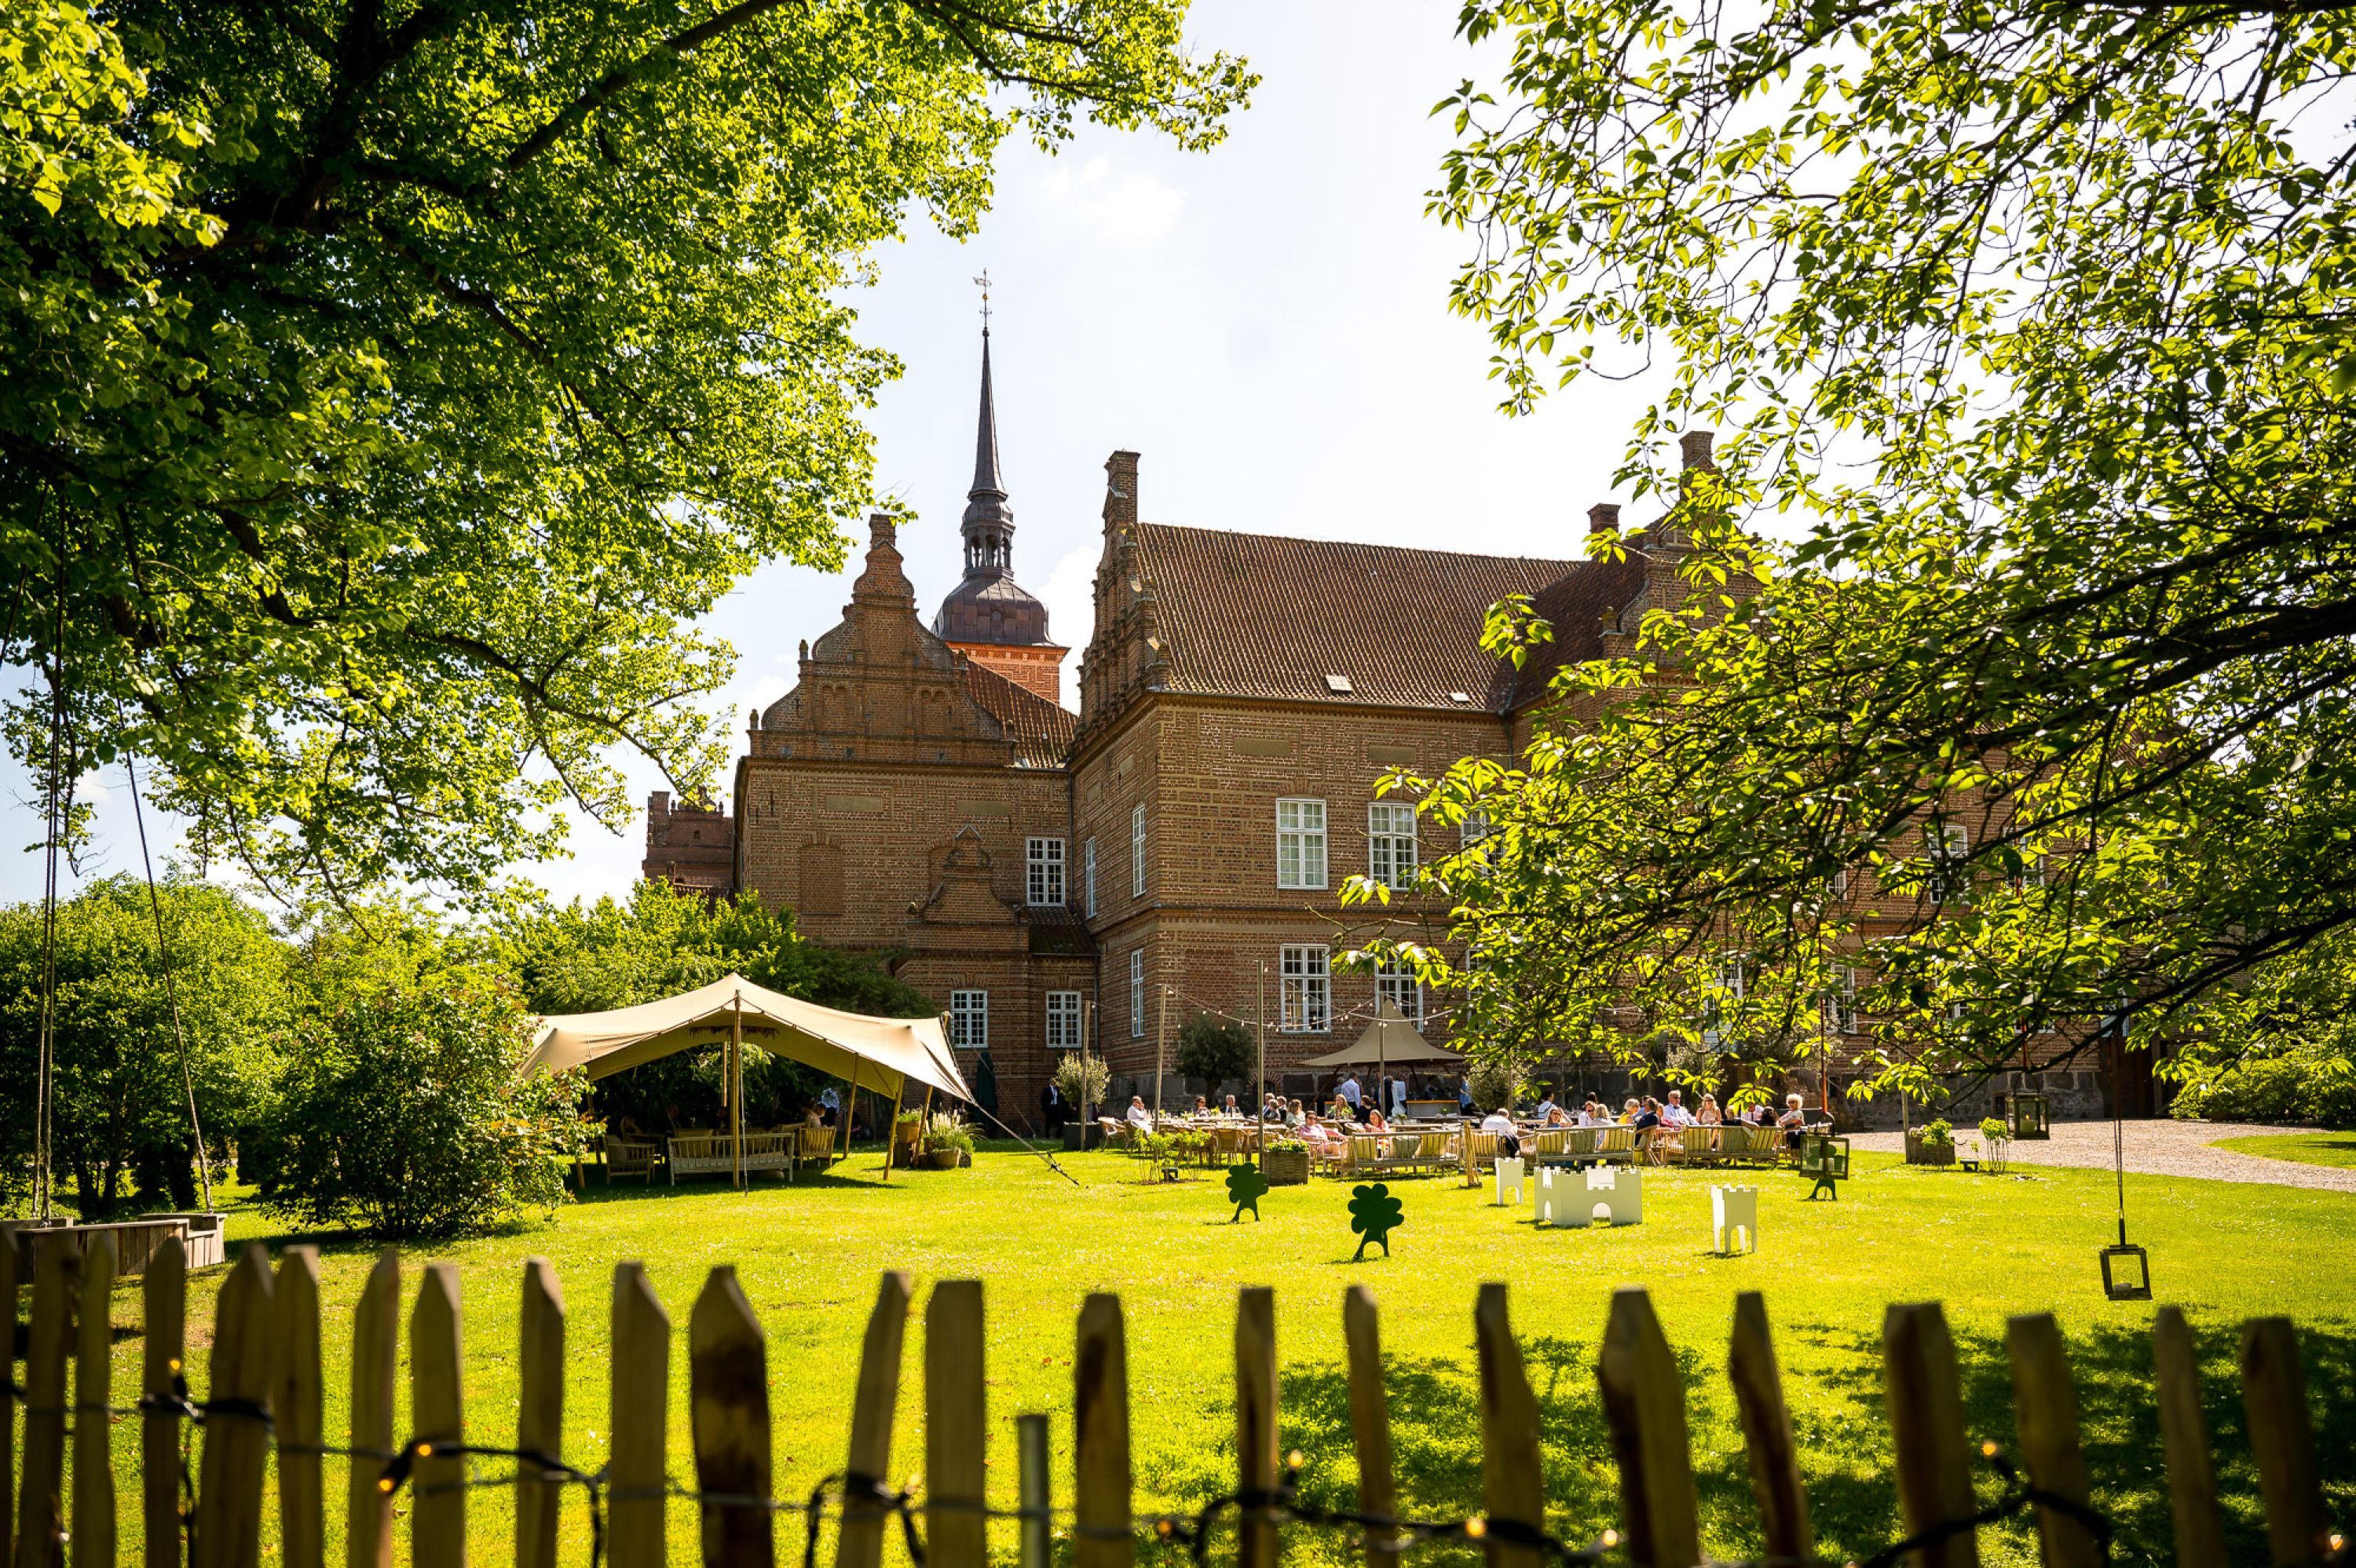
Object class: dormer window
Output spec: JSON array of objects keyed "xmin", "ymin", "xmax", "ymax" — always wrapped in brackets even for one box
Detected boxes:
[{"xmin": 1325, "ymin": 674, "xmax": 1353, "ymax": 694}]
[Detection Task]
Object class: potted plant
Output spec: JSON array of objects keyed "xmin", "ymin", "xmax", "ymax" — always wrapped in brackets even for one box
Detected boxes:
[
  {"xmin": 1055, "ymin": 1052, "xmax": 1111, "ymax": 1150},
  {"xmin": 1979, "ymin": 1116, "xmax": 2013, "ymax": 1175},
  {"xmin": 1905, "ymin": 1117, "xmax": 1957, "ymax": 1166},
  {"xmin": 1263, "ymin": 1137, "xmax": 1312, "ymax": 1187},
  {"xmin": 923, "ymin": 1113, "xmax": 975, "ymax": 1169},
  {"xmin": 892, "ymin": 1108, "xmax": 925, "ymax": 1167}
]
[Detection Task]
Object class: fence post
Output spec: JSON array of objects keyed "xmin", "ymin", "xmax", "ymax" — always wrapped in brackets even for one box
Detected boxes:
[
  {"xmin": 1882, "ymin": 1302, "xmax": 1979, "ymax": 1568},
  {"xmin": 1727, "ymin": 1292, "xmax": 1811, "ymax": 1568},
  {"xmin": 409, "ymin": 1263, "xmax": 466, "ymax": 1568},
  {"xmin": 840, "ymin": 1272, "xmax": 912, "ymax": 1568},
  {"xmin": 924, "ymin": 1281, "xmax": 987, "ymax": 1568},
  {"xmin": 192, "ymin": 1243, "xmax": 274, "ymax": 1568},
  {"xmin": 2238, "ymin": 1318, "xmax": 2327, "ymax": 1568},
  {"xmin": 1473, "ymin": 1284, "xmax": 1545, "ymax": 1568},
  {"xmin": 71, "ymin": 1232, "xmax": 118, "ymax": 1568},
  {"xmin": 1015, "ymin": 1415, "xmax": 1051, "ymax": 1568},
  {"xmin": 608, "ymin": 1264, "xmax": 671, "ymax": 1568},
  {"xmin": 690, "ymin": 1266, "xmax": 772, "ymax": 1568},
  {"xmin": 1597, "ymin": 1287, "xmax": 1700, "ymax": 1568},
  {"xmin": 1341, "ymin": 1286, "xmax": 1397, "ymax": 1568},
  {"xmin": 1, "ymin": 1228, "xmax": 14, "ymax": 1568},
  {"xmin": 142, "ymin": 1238, "xmax": 187, "ymax": 1568},
  {"xmin": 275, "ymin": 1248, "xmax": 324, "ymax": 1568},
  {"xmin": 2004, "ymin": 1314, "xmax": 2098, "ymax": 1568},
  {"xmin": 17, "ymin": 1234, "xmax": 77, "ymax": 1568},
  {"xmin": 1073, "ymin": 1293, "xmax": 1132, "ymax": 1568},
  {"xmin": 1235, "ymin": 1288, "xmax": 1279, "ymax": 1568},
  {"xmin": 345, "ymin": 1251, "xmax": 398, "ymax": 1568},
  {"xmin": 2149, "ymin": 1308, "xmax": 2227, "ymax": 1568},
  {"xmin": 517, "ymin": 1260, "xmax": 565, "ymax": 1568}
]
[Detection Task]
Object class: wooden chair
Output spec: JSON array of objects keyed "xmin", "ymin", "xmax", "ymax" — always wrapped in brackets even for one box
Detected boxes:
[
  {"xmin": 1595, "ymin": 1127, "xmax": 1636, "ymax": 1166},
  {"xmin": 796, "ymin": 1124, "xmax": 842, "ymax": 1170},
  {"xmin": 1678, "ymin": 1125, "xmax": 1718, "ymax": 1166},
  {"xmin": 602, "ymin": 1135, "xmax": 660, "ymax": 1185}
]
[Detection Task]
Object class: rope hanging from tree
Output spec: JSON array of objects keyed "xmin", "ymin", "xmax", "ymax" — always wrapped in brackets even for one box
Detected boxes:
[{"xmin": 126, "ymin": 751, "xmax": 215, "ymax": 1212}]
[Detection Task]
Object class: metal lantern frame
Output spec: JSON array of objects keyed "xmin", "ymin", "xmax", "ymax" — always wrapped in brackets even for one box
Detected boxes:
[
  {"xmin": 1996, "ymin": 1091, "xmax": 2052, "ymax": 1141},
  {"xmin": 2101, "ymin": 1240, "xmax": 2153, "ymax": 1300},
  {"xmin": 1799, "ymin": 1133, "xmax": 1850, "ymax": 1201}
]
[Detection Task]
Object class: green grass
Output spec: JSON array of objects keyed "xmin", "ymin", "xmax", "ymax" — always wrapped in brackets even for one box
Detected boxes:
[
  {"xmin": 42, "ymin": 1147, "xmax": 2356, "ymax": 1567},
  {"xmin": 2211, "ymin": 1130, "xmax": 2356, "ymax": 1169}
]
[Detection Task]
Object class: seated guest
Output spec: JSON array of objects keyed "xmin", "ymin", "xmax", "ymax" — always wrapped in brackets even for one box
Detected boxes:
[
  {"xmin": 1619, "ymin": 1097, "xmax": 1644, "ymax": 1124},
  {"xmin": 1125, "ymin": 1096, "xmax": 1154, "ymax": 1131},
  {"xmin": 1661, "ymin": 1090, "xmax": 1696, "ymax": 1128},
  {"xmin": 1190, "ymin": 1095, "xmax": 1211, "ymax": 1117},
  {"xmin": 1533, "ymin": 1087, "xmax": 1559, "ymax": 1120},
  {"xmin": 1286, "ymin": 1098, "xmax": 1308, "ymax": 1129},
  {"xmin": 1577, "ymin": 1100, "xmax": 1604, "ymax": 1127},
  {"xmin": 1478, "ymin": 1105, "xmax": 1520, "ymax": 1158},
  {"xmin": 1221, "ymin": 1094, "xmax": 1241, "ymax": 1116},
  {"xmin": 1546, "ymin": 1106, "xmax": 1571, "ymax": 1127},
  {"xmin": 1777, "ymin": 1092, "xmax": 1810, "ymax": 1148},
  {"xmin": 1366, "ymin": 1108, "xmax": 1390, "ymax": 1134},
  {"xmin": 1696, "ymin": 1094, "xmax": 1724, "ymax": 1127}
]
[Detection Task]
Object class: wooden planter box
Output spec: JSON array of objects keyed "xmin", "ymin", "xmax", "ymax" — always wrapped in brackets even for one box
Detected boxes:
[
  {"xmin": 1263, "ymin": 1149, "xmax": 1311, "ymax": 1187},
  {"xmin": 1904, "ymin": 1131, "xmax": 1956, "ymax": 1167}
]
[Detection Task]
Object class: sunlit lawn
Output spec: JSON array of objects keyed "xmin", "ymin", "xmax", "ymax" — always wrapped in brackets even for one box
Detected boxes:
[
  {"xmin": 43, "ymin": 1145, "xmax": 2356, "ymax": 1566},
  {"xmin": 2211, "ymin": 1131, "xmax": 2356, "ymax": 1170}
]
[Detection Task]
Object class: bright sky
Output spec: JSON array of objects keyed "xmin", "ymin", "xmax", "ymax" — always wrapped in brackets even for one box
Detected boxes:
[{"xmin": 5, "ymin": 0, "xmax": 1677, "ymax": 912}]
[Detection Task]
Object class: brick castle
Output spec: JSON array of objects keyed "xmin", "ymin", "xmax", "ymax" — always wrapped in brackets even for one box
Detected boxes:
[{"xmin": 642, "ymin": 332, "xmax": 2135, "ymax": 1126}]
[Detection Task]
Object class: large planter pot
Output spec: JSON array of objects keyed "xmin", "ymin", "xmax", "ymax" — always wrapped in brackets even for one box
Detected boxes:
[
  {"xmin": 1904, "ymin": 1131, "xmax": 1956, "ymax": 1167},
  {"xmin": 1061, "ymin": 1122, "xmax": 1103, "ymax": 1152},
  {"xmin": 927, "ymin": 1149, "xmax": 961, "ymax": 1169},
  {"xmin": 1263, "ymin": 1149, "xmax": 1311, "ymax": 1187}
]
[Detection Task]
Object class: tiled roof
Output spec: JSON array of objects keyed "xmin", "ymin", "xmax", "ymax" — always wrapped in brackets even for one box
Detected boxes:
[
  {"xmin": 1494, "ymin": 546, "xmax": 1648, "ymax": 710},
  {"xmin": 964, "ymin": 658, "xmax": 1077, "ymax": 766},
  {"xmin": 1132, "ymin": 523, "xmax": 1621, "ymax": 713}
]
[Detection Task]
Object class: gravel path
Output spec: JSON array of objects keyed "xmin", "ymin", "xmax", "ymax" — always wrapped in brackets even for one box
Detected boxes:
[{"xmin": 1846, "ymin": 1119, "xmax": 2356, "ymax": 1193}]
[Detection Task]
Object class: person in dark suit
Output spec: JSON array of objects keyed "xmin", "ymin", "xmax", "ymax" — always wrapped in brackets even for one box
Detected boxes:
[{"xmin": 1040, "ymin": 1079, "xmax": 1067, "ymax": 1134}]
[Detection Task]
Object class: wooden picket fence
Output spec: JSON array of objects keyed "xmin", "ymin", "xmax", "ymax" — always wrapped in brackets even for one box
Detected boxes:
[{"xmin": 2, "ymin": 1230, "xmax": 2344, "ymax": 1568}]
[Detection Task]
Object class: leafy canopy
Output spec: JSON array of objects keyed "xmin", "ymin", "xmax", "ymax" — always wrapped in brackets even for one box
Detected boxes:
[
  {"xmin": 1, "ymin": 0, "xmax": 1249, "ymax": 901},
  {"xmin": 1393, "ymin": 0, "xmax": 2356, "ymax": 1091}
]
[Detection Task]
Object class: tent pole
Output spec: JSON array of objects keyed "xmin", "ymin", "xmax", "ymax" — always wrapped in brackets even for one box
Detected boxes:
[
  {"xmin": 839, "ymin": 1056, "xmax": 860, "ymax": 1172},
  {"xmin": 1256, "ymin": 960, "xmax": 1268, "ymax": 1173},
  {"xmin": 879, "ymin": 1079, "xmax": 905, "ymax": 1183},
  {"xmin": 731, "ymin": 990, "xmax": 744, "ymax": 1191}
]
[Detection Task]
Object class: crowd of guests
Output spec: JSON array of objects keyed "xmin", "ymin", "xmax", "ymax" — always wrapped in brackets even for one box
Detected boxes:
[{"xmin": 1104, "ymin": 1073, "xmax": 1824, "ymax": 1167}]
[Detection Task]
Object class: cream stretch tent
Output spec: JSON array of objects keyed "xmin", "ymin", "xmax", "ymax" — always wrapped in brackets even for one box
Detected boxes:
[
  {"xmin": 1299, "ymin": 1002, "xmax": 1464, "ymax": 1098},
  {"xmin": 521, "ymin": 974, "xmax": 970, "ymax": 1185}
]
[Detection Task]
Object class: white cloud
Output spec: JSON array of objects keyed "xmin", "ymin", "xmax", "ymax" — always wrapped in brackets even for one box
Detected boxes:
[{"xmin": 1036, "ymin": 155, "xmax": 1185, "ymax": 250}]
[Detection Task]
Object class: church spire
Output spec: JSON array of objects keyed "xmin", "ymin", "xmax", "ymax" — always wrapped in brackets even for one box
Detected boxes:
[{"xmin": 960, "ymin": 276, "xmax": 1014, "ymax": 564}]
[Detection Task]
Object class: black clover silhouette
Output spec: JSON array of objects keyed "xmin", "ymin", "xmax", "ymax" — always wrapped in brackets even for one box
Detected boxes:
[
  {"xmin": 1225, "ymin": 1162, "xmax": 1270, "ymax": 1222},
  {"xmin": 1348, "ymin": 1182, "xmax": 1404, "ymax": 1260}
]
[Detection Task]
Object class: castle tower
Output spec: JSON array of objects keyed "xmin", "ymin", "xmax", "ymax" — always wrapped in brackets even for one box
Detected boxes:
[{"xmin": 932, "ymin": 321, "xmax": 1070, "ymax": 704}]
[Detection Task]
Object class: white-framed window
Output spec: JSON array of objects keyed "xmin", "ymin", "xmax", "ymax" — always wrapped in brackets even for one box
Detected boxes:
[
  {"xmin": 1375, "ymin": 956, "xmax": 1423, "ymax": 1025},
  {"xmin": 1462, "ymin": 810, "xmax": 1492, "ymax": 846},
  {"xmin": 1130, "ymin": 949, "xmax": 1145, "ymax": 1037},
  {"xmin": 1926, "ymin": 824, "xmax": 1968, "ymax": 900},
  {"xmin": 1276, "ymin": 799, "xmax": 1327, "ymax": 890},
  {"xmin": 1280, "ymin": 944, "xmax": 1331, "ymax": 1033},
  {"xmin": 950, "ymin": 989, "xmax": 988, "ymax": 1050},
  {"xmin": 1828, "ymin": 866, "xmax": 1850, "ymax": 901},
  {"xmin": 1026, "ymin": 836, "xmax": 1066, "ymax": 906},
  {"xmin": 1368, "ymin": 802, "xmax": 1418, "ymax": 890},
  {"xmin": 1132, "ymin": 804, "xmax": 1147, "ymax": 897},
  {"xmin": 1046, "ymin": 990, "xmax": 1083, "ymax": 1051},
  {"xmin": 2020, "ymin": 852, "xmax": 2047, "ymax": 890},
  {"xmin": 1827, "ymin": 965, "xmax": 1860, "ymax": 1036},
  {"xmin": 1083, "ymin": 838, "xmax": 1097, "ymax": 917}
]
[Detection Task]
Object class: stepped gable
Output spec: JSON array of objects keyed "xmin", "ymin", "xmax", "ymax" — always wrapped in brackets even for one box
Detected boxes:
[
  {"xmin": 1491, "ymin": 547, "xmax": 1648, "ymax": 710},
  {"xmin": 962, "ymin": 657, "xmax": 1077, "ymax": 768},
  {"xmin": 1130, "ymin": 523, "xmax": 1583, "ymax": 711}
]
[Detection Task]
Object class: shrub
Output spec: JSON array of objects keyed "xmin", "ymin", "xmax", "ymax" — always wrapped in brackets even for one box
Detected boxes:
[
  {"xmin": 1054, "ymin": 1051, "xmax": 1110, "ymax": 1117},
  {"xmin": 2171, "ymin": 1047, "xmax": 2356, "ymax": 1128},
  {"xmin": 263, "ymin": 981, "xmax": 591, "ymax": 1238},
  {"xmin": 1173, "ymin": 1012, "xmax": 1253, "ymax": 1084},
  {"xmin": 1468, "ymin": 1058, "xmax": 1527, "ymax": 1113},
  {"xmin": 1979, "ymin": 1117, "xmax": 2011, "ymax": 1145},
  {"xmin": 1267, "ymin": 1138, "xmax": 1308, "ymax": 1154},
  {"xmin": 1916, "ymin": 1117, "xmax": 1954, "ymax": 1146}
]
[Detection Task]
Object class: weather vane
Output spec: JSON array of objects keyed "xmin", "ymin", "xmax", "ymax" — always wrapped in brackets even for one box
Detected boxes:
[{"xmin": 973, "ymin": 269, "xmax": 992, "ymax": 334}]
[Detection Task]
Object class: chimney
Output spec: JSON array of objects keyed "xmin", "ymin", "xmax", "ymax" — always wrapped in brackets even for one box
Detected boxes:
[
  {"xmin": 1587, "ymin": 502, "xmax": 1622, "ymax": 535},
  {"xmin": 1103, "ymin": 450, "xmax": 1140, "ymax": 530},
  {"xmin": 648, "ymin": 790, "xmax": 671, "ymax": 821},
  {"xmin": 1680, "ymin": 429, "xmax": 1715, "ymax": 472}
]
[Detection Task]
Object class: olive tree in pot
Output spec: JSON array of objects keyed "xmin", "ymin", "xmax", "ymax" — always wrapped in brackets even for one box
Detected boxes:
[{"xmin": 1055, "ymin": 1051, "xmax": 1111, "ymax": 1151}]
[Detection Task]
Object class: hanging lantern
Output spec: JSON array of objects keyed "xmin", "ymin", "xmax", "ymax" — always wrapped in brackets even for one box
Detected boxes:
[
  {"xmin": 1799, "ymin": 1133, "xmax": 1849, "ymax": 1201},
  {"xmin": 2100, "ymin": 1221, "xmax": 2152, "ymax": 1301},
  {"xmin": 1996, "ymin": 1091, "xmax": 2051, "ymax": 1141}
]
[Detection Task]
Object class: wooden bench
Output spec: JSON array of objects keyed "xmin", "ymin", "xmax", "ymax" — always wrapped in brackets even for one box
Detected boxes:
[
  {"xmin": 667, "ymin": 1131, "xmax": 794, "ymax": 1183},
  {"xmin": 602, "ymin": 1135, "xmax": 662, "ymax": 1184}
]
